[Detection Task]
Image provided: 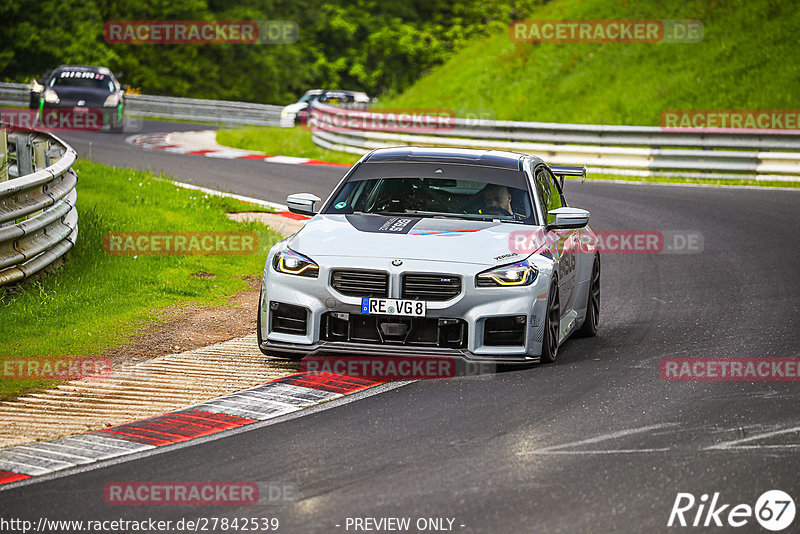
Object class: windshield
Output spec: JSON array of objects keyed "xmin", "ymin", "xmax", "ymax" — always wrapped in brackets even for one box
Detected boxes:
[
  {"xmin": 50, "ymin": 72, "xmax": 115, "ymax": 92},
  {"xmin": 297, "ymin": 92, "xmax": 321, "ymax": 104},
  {"xmin": 325, "ymin": 175, "xmax": 535, "ymax": 223}
]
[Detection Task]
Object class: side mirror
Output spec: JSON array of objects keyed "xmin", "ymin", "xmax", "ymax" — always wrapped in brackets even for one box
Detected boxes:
[
  {"xmin": 547, "ymin": 207, "xmax": 590, "ymax": 229},
  {"xmin": 287, "ymin": 193, "xmax": 321, "ymax": 216}
]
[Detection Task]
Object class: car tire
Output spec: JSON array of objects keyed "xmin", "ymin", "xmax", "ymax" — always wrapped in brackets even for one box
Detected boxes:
[
  {"xmin": 109, "ymin": 116, "xmax": 124, "ymax": 133},
  {"xmin": 256, "ymin": 289, "xmax": 304, "ymax": 362},
  {"xmin": 540, "ymin": 276, "xmax": 560, "ymax": 364},
  {"xmin": 575, "ymin": 255, "xmax": 600, "ymax": 338}
]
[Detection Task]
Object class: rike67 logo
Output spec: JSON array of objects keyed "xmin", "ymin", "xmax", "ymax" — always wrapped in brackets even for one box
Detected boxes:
[{"xmin": 668, "ymin": 490, "xmax": 795, "ymax": 531}]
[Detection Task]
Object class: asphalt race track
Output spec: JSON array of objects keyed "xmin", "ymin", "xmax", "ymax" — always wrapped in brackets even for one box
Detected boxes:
[
  {"xmin": 59, "ymin": 121, "xmax": 344, "ymax": 202},
  {"xmin": 2, "ymin": 122, "xmax": 799, "ymax": 533}
]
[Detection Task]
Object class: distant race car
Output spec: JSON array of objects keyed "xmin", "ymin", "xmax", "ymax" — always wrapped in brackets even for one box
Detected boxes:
[
  {"xmin": 258, "ymin": 147, "xmax": 600, "ymax": 364},
  {"xmin": 38, "ymin": 65, "xmax": 127, "ymax": 132},
  {"xmin": 280, "ymin": 89, "xmax": 371, "ymax": 127}
]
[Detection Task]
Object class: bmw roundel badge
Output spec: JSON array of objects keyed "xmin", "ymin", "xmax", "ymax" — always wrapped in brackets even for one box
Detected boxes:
[{"xmin": 392, "ymin": 259, "xmax": 403, "ymax": 266}]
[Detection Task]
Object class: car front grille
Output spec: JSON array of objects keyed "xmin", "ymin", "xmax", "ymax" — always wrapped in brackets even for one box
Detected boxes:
[
  {"xmin": 330, "ymin": 270, "xmax": 389, "ymax": 297},
  {"xmin": 402, "ymin": 274, "xmax": 461, "ymax": 301},
  {"xmin": 321, "ymin": 313, "xmax": 467, "ymax": 348}
]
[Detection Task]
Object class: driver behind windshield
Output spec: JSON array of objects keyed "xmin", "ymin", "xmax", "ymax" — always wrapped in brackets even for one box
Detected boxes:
[
  {"xmin": 326, "ymin": 175, "xmax": 533, "ymax": 223},
  {"xmin": 476, "ymin": 184, "xmax": 513, "ymax": 216}
]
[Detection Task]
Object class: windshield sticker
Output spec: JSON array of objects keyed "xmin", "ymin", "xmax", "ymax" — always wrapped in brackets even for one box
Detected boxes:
[
  {"xmin": 335, "ymin": 201, "xmax": 347, "ymax": 209},
  {"xmin": 60, "ymin": 71, "xmax": 106, "ymax": 80}
]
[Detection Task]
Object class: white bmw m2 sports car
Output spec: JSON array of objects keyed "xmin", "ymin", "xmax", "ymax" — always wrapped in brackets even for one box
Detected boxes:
[{"xmin": 258, "ymin": 147, "xmax": 600, "ymax": 364}]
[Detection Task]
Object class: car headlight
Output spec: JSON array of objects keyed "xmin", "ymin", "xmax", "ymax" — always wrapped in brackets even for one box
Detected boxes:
[
  {"xmin": 30, "ymin": 80, "xmax": 43, "ymax": 93},
  {"xmin": 43, "ymin": 89, "xmax": 59, "ymax": 104},
  {"xmin": 272, "ymin": 249, "xmax": 319, "ymax": 277},
  {"xmin": 103, "ymin": 93, "xmax": 120, "ymax": 107},
  {"xmin": 476, "ymin": 260, "xmax": 537, "ymax": 287}
]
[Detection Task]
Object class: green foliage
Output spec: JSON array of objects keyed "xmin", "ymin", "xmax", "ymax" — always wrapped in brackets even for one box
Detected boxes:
[{"xmin": 0, "ymin": 0, "xmax": 541, "ymax": 103}]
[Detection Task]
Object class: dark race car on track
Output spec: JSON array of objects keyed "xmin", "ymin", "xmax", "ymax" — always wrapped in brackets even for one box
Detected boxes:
[
  {"xmin": 38, "ymin": 65, "xmax": 127, "ymax": 132},
  {"xmin": 258, "ymin": 147, "xmax": 600, "ymax": 365}
]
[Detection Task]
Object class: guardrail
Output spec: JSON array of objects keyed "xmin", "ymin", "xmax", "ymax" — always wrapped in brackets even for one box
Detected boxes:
[
  {"xmin": 0, "ymin": 82, "xmax": 30, "ymax": 108},
  {"xmin": 125, "ymin": 94, "xmax": 281, "ymax": 126},
  {"xmin": 309, "ymin": 103, "xmax": 800, "ymax": 181},
  {"xmin": 0, "ymin": 127, "xmax": 78, "ymax": 286},
  {"xmin": 0, "ymin": 82, "xmax": 282, "ymax": 126}
]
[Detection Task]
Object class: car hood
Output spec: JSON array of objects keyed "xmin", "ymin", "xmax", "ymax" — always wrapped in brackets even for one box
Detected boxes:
[
  {"xmin": 287, "ymin": 214, "xmax": 535, "ymax": 267},
  {"xmin": 282, "ymin": 102, "xmax": 309, "ymax": 114},
  {"xmin": 49, "ymin": 86, "xmax": 113, "ymax": 106}
]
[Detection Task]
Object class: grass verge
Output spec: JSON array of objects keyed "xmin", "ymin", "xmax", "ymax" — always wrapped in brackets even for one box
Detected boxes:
[
  {"xmin": 216, "ymin": 126, "xmax": 361, "ymax": 165},
  {"xmin": 383, "ymin": 0, "xmax": 799, "ymax": 125},
  {"xmin": 579, "ymin": 174, "xmax": 800, "ymax": 189},
  {"xmin": 0, "ymin": 160, "xmax": 282, "ymax": 400}
]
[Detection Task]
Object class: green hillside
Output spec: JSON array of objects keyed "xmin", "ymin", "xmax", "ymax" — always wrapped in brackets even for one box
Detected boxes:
[{"xmin": 384, "ymin": 0, "xmax": 799, "ymax": 125}]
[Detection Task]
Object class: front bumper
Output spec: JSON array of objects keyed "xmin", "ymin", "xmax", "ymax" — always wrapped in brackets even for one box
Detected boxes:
[
  {"xmin": 259, "ymin": 339, "xmax": 540, "ymax": 364},
  {"xmin": 41, "ymin": 103, "xmax": 123, "ymax": 127},
  {"xmin": 259, "ymin": 254, "xmax": 554, "ymax": 363}
]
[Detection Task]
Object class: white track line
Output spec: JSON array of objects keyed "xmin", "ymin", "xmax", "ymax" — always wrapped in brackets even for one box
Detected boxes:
[
  {"xmin": 705, "ymin": 425, "xmax": 800, "ymax": 450},
  {"xmin": 518, "ymin": 423, "xmax": 679, "ymax": 456}
]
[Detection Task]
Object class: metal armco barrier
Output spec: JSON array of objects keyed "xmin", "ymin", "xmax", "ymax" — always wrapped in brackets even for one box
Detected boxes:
[
  {"xmin": 124, "ymin": 94, "xmax": 281, "ymax": 126},
  {"xmin": 0, "ymin": 82, "xmax": 281, "ymax": 126},
  {"xmin": 0, "ymin": 127, "xmax": 78, "ymax": 286},
  {"xmin": 0, "ymin": 83, "xmax": 30, "ymax": 108},
  {"xmin": 309, "ymin": 103, "xmax": 800, "ymax": 181}
]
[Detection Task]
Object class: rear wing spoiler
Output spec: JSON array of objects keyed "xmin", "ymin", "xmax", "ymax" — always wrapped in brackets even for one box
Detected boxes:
[{"xmin": 548, "ymin": 165, "xmax": 587, "ymax": 188}]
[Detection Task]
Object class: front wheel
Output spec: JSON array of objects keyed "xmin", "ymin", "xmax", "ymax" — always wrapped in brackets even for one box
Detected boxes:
[
  {"xmin": 575, "ymin": 255, "xmax": 600, "ymax": 338},
  {"xmin": 540, "ymin": 278, "xmax": 560, "ymax": 364},
  {"xmin": 109, "ymin": 116, "xmax": 124, "ymax": 133}
]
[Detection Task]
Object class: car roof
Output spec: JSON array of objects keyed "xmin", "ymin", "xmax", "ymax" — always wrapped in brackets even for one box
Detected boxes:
[
  {"xmin": 361, "ymin": 147, "xmax": 534, "ymax": 171},
  {"xmin": 303, "ymin": 89, "xmax": 368, "ymax": 97}
]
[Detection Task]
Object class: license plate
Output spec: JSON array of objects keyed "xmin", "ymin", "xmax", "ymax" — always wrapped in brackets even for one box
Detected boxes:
[
  {"xmin": 73, "ymin": 107, "xmax": 89, "ymax": 113},
  {"xmin": 361, "ymin": 298, "xmax": 426, "ymax": 317}
]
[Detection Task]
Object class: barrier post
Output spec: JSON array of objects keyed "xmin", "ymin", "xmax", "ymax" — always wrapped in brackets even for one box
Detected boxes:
[
  {"xmin": 16, "ymin": 133, "xmax": 33, "ymax": 177},
  {"xmin": 0, "ymin": 129, "xmax": 7, "ymax": 183},
  {"xmin": 31, "ymin": 137, "xmax": 47, "ymax": 216}
]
